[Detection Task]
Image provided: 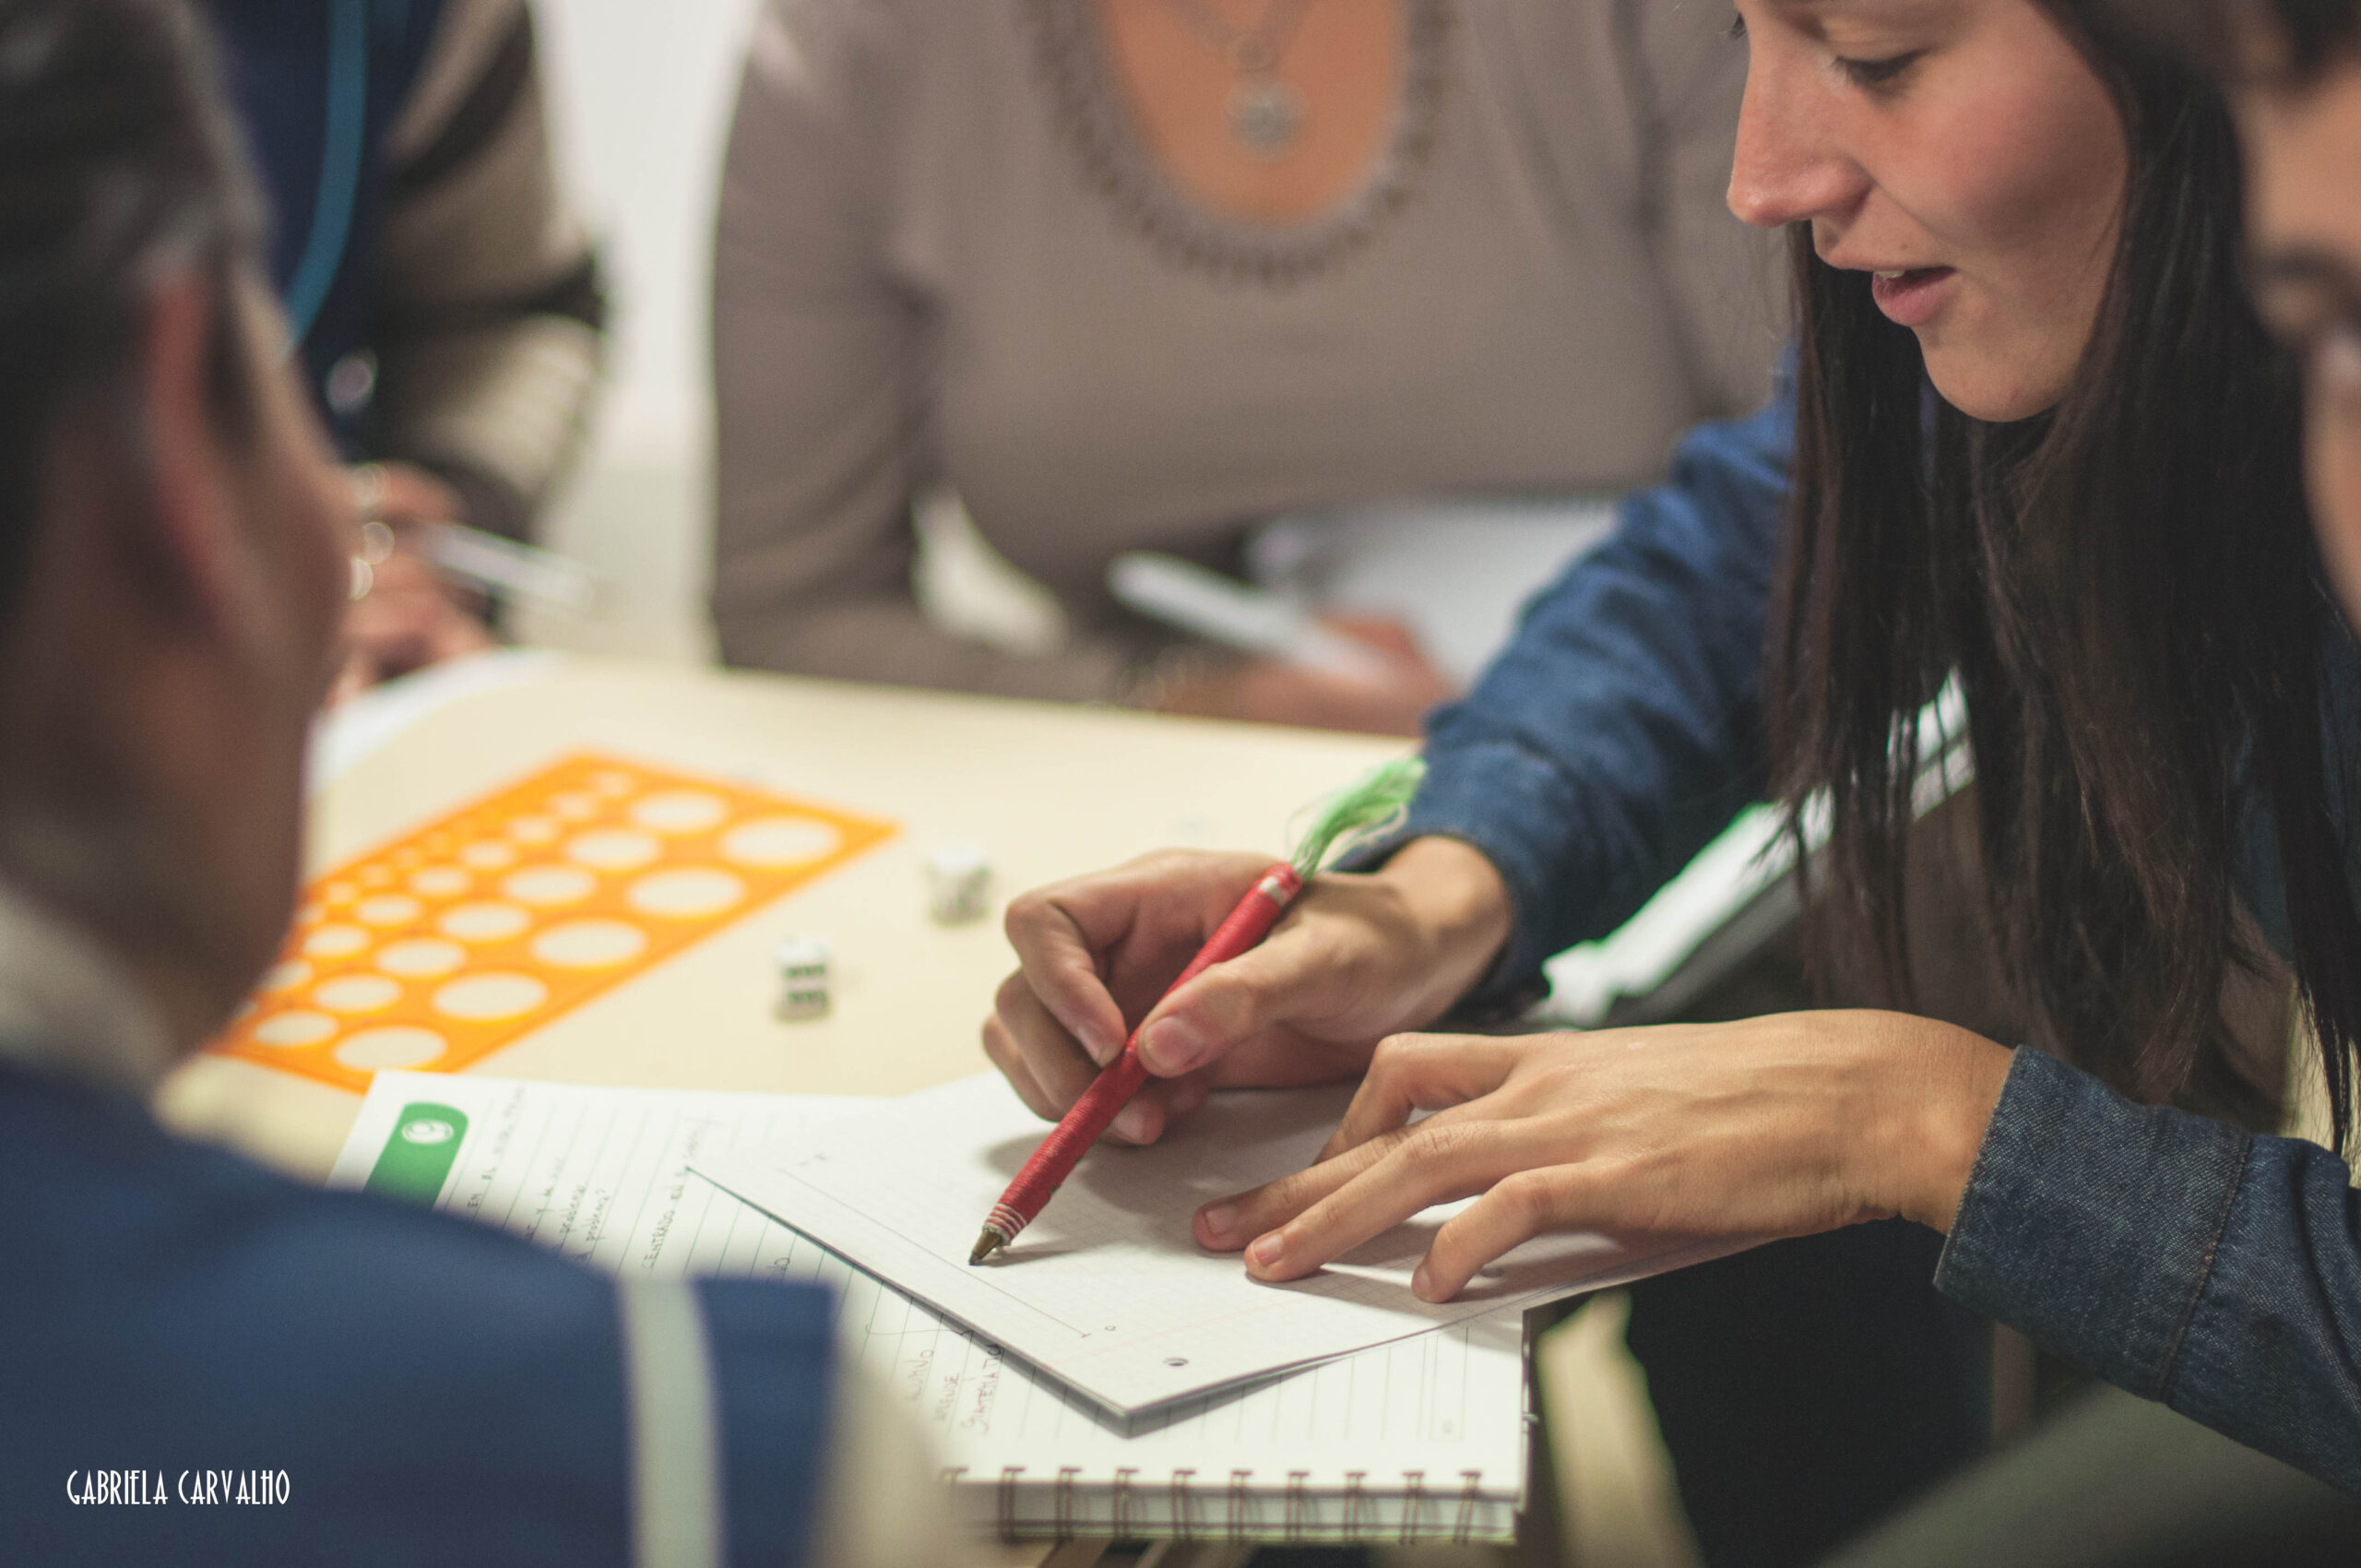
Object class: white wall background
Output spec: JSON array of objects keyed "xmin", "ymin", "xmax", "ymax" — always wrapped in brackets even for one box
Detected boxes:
[{"xmin": 513, "ymin": 0, "xmax": 766, "ymax": 664}]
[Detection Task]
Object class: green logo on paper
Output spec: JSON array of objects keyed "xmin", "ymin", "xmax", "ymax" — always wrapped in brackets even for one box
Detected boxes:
[{"xmin": 365, "ymin": 1102, "xmax": 469, "ymax": 1204}]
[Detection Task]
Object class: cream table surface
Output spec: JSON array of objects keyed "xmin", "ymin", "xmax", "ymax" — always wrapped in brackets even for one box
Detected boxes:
[
  {"xmin": 149, "ymin": 656, "xmax": 1566, "ymax": 1568},
  {"xmin": 157, "ymin": 655, "xmax": 1402, "ymax": 1183}
]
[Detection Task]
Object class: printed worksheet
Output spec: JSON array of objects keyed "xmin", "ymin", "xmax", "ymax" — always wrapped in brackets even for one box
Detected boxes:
[
  {"xmin": 694, "ymin": 1072, "xmax": 1755, "ymax": 1414},
  {"xmin": 329, "ymin": 1074, "xmax": 1536, "ymax": 1539}
]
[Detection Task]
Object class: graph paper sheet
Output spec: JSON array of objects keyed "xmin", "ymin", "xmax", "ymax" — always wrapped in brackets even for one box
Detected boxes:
[
  {"xmin": 329, "ymin": 1074, "xmax": 1534, "ymax": 1541},
  {"xmin": 694, "ymin": 1072, "xmax": 1754, "ymax": 1414}
]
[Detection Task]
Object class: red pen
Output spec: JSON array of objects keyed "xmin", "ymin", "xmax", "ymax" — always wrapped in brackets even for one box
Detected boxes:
[{"xmin": 969, "ymin": 862, "xmax": 1304, "ymax": 1264}]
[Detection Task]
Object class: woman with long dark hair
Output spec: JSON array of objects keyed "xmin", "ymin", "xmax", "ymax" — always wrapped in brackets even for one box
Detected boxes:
[{"xmin": 987, "ymin": 0, "xmax": 2361, "ymax": 1548}]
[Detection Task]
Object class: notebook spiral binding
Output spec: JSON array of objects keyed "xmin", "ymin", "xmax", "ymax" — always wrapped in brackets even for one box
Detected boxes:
[
  {"xmin": 1113, "ymin": 1467, "xmax": 1139, "ymax": 1538},
  {"xmin": 965, "ymin": 1459, "xmax": 1492, "ymax": 1542},
  {"xmin": 1453, "ymin": 1468, "xmax": 1484, "ymax": 1544},
  {"xmin": 998, "ymin": 1467, "xmax": 1024, "ymax": 1543},
  {"xmin": 1170, "ymin": 1467, "xmax": 1197, "ymax": 1540}
]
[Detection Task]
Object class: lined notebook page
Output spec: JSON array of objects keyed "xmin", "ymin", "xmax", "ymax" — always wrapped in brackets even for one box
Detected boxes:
[
  {"xmin": 694, "ymin": 1072, "xmax": 1750, "ymax": 1413},
  {"xmin": 329, "ymin": 1075, "xmax": 1530, "ymax": 1541}
]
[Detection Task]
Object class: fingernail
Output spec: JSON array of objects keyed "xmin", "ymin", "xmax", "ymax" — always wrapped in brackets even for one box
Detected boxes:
[
  {"xmin": 1199, "ymin": 1203, "xmax": 1238, "ymax": 1239},
  {"xmin": 1111, "ymin": 1101, "xmax": 1156, "ymax": 1144},
  {"xmin": 1247, "ymin": 1232, "xmax": 1286, "ymax": 1270},
  {"xmin": 1140, "ymin": 1017, "xmax": 1210, "ymax": 1075},
  {"xmin": 1082, "ymin": 1026, "xmax": 1123, "ymax": 1065},
  {"xmin": 1411, "ymin": 1263, "xmax": 1436, "ymax": 1300}
]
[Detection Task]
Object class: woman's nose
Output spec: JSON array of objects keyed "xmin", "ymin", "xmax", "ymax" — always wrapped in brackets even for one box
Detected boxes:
[{"xmin": 1726, "ymin": 48, "xmax": 1868, "ymax": 231}]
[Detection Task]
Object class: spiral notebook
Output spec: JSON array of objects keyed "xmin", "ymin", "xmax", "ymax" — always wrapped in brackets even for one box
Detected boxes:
[{"xmin": 330, "ymin": 1074, "xmax": 1533, "ymax": 1543}]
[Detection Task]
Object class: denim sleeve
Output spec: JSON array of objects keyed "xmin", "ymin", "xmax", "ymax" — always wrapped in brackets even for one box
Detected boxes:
[
  {"xmin": 1937, "ymin": 1046, "xmax": 2361, "ymax": 1493},
  {"xmin": 1341, "ymin": 368, "xmax": 1794, "ymax": 1001}
]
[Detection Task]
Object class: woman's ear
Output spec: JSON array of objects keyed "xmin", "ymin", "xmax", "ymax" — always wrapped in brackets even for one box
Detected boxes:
[{"xmin": 126, "ymin": 269, "xmax": 252, "ymax": 633}]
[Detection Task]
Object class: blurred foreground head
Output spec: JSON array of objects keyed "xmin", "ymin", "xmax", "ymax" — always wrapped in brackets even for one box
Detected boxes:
[
  {"xmin": 2128, "ymin": 0, "xmax": 2361, "ymax": 615},
  {"xmin": 0, "ymin": 0, "xmax": 353, "ymax": 1073}
]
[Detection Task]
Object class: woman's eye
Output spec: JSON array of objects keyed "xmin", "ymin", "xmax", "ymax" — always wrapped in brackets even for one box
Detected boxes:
[{"xmin": 1835, "ymin": 51, "xmax": 1923, "ymax": 89}]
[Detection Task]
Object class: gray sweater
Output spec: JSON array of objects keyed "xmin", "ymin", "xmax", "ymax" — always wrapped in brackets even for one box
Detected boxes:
[{"xmin": 712, "ymin": 0, "xmax": 1785, "ymax": 699}]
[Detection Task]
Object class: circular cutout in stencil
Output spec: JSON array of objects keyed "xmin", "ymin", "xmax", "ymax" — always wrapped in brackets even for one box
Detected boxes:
[
  {"xmin": 335, "ymin": 1026, "xmax": 447, "ymax": 1071},
  {"xmin": 438, "ymin": 901, "xmax": 530, "ymax": 943},
  {"xmin": 409, "ymin": 866, "xmax": 469, "ymax": 898},
  {"xmin": 376, "ymin": 938, "xmax": 466, "ymax": 978},
  {"xmin": 303, "ymin": 923, "xmax": 369, "ymax": 959},
  {"xmin": 547, "ymin": 791, "xmax": 600, "ymax": 822},
  {"xmin": 321, "ymin": 881, "xmax": 359, "ymax": 907},
  {"xmin": 253, "ymin": 1010, "xmax": 336, "ymax": 1048},
  {"xmin": 354, "ymin": 894, "xmax": 422, "ymax": 928},
  {"xmin": 433, "ymin": 972, "xmax": 548, "ymax": 1021},
  {"xmin": 314, "ymin": 975, "xmax": 401, "ymax": 1015},
  {"xmin": 531, "ymin": 919, "xmax": 647, "ymax": 969},
  {"xmin": 506, "ymin": 815, "xmax": 560, "ymax": 846},
  {"xmin": 502, "ymin": 865, "xmax": 596, "ymax": 907},
  {"xmin": 457, "ymin": 840, "xmax": 518, "ymax": 872},
  {"xmin": 259, "ymin": 959, "xmax": 311, "ymax": 994},
  {"xmin": 628, "ymin": 867, "xmax": 745, "ymax": 919},
  {"xmin": 720, "ymin": 815, "xmax": 842, "ymax": 869},
  {"xmin": 631, "ymin": 790, "xmax": 729, "ymax": 835},
  {"xmin": 565, "ymin": 828, "xmax": 660, "ymax": 872}
]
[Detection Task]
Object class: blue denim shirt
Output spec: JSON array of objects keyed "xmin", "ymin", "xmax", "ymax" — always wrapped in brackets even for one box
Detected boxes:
[{"xmin": 1372, "ymin": 364, "xmax": 2361, "ymax": 1492}]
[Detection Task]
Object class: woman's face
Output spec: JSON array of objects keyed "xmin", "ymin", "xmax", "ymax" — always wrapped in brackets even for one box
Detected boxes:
[
  {"xmin": 1727, "ymin": 0, "xmax": 2129, "ymax": 421},
  {"xmin": 2235, "ymin": 53, "xmax": 2361, "ymax": 624}
]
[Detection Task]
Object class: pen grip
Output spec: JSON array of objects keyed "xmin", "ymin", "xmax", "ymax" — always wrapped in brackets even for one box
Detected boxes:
[{"xmin": 999, "ymin": 862, "xmax": 1303, "ymax": 1223}]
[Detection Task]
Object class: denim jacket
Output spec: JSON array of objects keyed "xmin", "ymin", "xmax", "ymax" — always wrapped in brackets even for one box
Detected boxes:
[{"xmin": 1373, "ymin": 364, "xmax": 2361, "ymax": 1492}]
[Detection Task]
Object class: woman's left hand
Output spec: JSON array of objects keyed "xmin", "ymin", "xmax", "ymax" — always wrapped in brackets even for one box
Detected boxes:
[
  {"xmin": 330, "ymin": 462, "xmax": 496, "ymax": 700},
  {"xmin": 1192, "ymin": 1010, "xmax": 2013, "ymax": 1301}
]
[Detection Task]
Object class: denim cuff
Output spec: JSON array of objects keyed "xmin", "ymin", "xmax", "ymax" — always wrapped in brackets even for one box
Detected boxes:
[
  {"xmin": 1936, "ymin": 1046, "xmax": 2252, "ymax": 1403},
  {"xmin": 2159, "ymin": 1103, "xmax": 2361, "ymax": 1487},
  {"xmin": 1333, "ymin": 735, "xmax": 1613, "ymax": 1013}
]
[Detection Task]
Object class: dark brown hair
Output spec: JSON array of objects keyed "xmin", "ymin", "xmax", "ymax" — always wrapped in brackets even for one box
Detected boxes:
[
  {"xmin": 0, "ymin": 0, "xmax": 263, "ymax": 634},
  {"xmin": 1767, "ymin": 0, "xmax": 2361, "ymax": 1142},
  {"xmin": 2131, "ymin": 0, "xmax": 2360, "ymax": 83}
]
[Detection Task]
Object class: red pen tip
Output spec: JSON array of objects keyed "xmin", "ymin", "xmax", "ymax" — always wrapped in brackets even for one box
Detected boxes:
[{"xmin": 969, "ymin": 1227, "xmax": 1007, "ymax": 1265}]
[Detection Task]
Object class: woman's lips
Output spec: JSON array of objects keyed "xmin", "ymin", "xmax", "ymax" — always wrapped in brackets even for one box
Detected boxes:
[{"xmin": 1869, "ymin": 266, "xmax": 1957, "ymax": 327}]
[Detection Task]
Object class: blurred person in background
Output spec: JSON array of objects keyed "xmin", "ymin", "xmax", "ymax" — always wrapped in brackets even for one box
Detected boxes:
[
  {"xmin": 710, "ymin": 0, "xmax": 1785, "ymax": 735},
  {"xmin": 201, "ymin": 0, "xmax": 606, "ymax": 693},
  {"xmin": 0, "ymin": 4, "xmax": 945, "ymax": 1562}
]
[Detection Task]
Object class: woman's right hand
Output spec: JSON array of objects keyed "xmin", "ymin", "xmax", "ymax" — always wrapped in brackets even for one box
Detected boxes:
[{"xmin": 983, "ymin": 837, "xmax": 1513, "ymax": 1145}]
